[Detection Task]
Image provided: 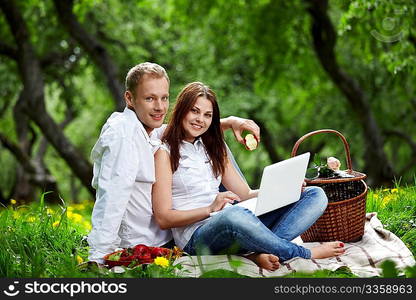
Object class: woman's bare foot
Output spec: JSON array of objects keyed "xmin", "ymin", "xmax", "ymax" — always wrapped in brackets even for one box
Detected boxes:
[
  {"xmin": 246, "ymin": 253, "xmax": 280, "ymax": 271},
  {"xmin": 310, "ymin": 241, "xmax": 345, "ymax": 259}
]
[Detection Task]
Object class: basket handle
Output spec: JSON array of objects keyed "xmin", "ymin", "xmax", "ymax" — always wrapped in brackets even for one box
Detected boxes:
[{"xmin": 291, "ymin": 129, "xmax": 353, "ymax": 171}]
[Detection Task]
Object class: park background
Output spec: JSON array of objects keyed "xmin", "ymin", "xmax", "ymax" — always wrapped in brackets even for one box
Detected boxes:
[{"xmin": 0, "ymin": 0, "xmax": 415, "ymax": 277}]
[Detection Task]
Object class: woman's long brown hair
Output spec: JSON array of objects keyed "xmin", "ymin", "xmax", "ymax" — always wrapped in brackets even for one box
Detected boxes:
[{"xmin": 162, "ymin": 82, "xmax": 227, "ymax": 177}]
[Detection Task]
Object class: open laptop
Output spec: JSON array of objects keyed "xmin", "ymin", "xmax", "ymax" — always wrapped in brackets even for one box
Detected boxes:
[{"xmin": 210, "ymin": 152, "xmax": 310, "ymax": 217}]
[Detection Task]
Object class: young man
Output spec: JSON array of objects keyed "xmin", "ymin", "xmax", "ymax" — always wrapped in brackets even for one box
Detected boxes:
[{"xmin": 87, "ymin": 62, "xmax": 260, "ymax": 264}]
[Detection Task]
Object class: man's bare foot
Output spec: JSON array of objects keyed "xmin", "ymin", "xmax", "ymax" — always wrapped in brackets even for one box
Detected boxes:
[
  {"xmin": 310, "ymin": 241, "xmax": 345, "ymax": 259},
  {"xmin": 246, "ymin": 253, "xmax": 280, "ymax": 271}
]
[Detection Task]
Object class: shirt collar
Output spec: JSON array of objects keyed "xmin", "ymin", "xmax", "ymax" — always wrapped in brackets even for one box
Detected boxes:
[
  {"xmin": 182, "ymin": 137, "xmax": 204, "ymax": 151},
  {"xmin": 123, "ymin": 107, "xmax": 161, "ymax": 146}
]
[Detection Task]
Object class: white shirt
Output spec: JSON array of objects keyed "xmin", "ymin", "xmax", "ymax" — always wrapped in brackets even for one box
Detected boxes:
[
  {"xmin": 160, "ymin": 139, "xmax": 221, "ymax": 249},
  {"xmin": 87, "ymin": 107, "xmax": 171, "ymax": 263}
]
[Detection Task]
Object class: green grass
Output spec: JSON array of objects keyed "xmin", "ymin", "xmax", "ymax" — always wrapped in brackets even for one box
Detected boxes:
[
  {"xmin": 366, "ymin": 183, "xmax": 416, "ymax": 258},
  {"xmin": 0, "ymin": 183, "xmax": 415, "ymax": 278}
]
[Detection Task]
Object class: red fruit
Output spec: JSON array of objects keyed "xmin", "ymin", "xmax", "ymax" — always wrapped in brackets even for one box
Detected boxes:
[
  {"xmin": 120, "ymin": 248, "xmax": 134, "ymax": 257},
  {"xmin": 119, "ymin": 255, "xmax": 132, "ymax": 262},
  {"xmin": 140, "ymin": 258, "xmax": 153, "ymax": 264},
  {"xmin": 131, "ymin": 254, "xmax": 141, "ymax": 261},
  {"xmin": 139, "ymin": 252, "xmax": 153, "ymax": 263},
  {"xmin": 134, "ymin": 244, "xmax": 149, "ymax": 256},
  {"xmin": 151, "ymin": 247, "xmax": 171, "ymax": 258},
  {"xmin": 150, "ymin": 247, "xmax": 164, "ymax": 258}
]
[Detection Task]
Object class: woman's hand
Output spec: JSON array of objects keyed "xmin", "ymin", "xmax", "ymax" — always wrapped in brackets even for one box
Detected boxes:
[
  {"xmin": 209, "ymin": 191, "xmax": 240, "ymax": 213},
  {"xmin": 301, "ymin": 181, "xmax": 307, "ymax": 193},
  {"xmin": 221, "ymin": 116, "xmax": 260, "ymax": 145}
]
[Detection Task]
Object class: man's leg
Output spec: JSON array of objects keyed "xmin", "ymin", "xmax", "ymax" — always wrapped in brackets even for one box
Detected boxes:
[{"xmin": 259, "ymin": 186, "xmax": 327, "ymax": 241}]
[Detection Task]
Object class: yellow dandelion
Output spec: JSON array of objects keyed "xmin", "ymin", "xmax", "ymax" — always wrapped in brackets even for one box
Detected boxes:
[
  {"xmin": 67, "ymin": 211, "xmax": 73, "ymax": 218},
  {"xmin": 10, "ymin": 199, "xmax": 17, "ymax": 205},
  {"xmin": 69, "ymin": 213, "xmax": 83, "ymax": 223},
  {"xmin": 47, "ymin": 208, "xmax": 54, "ymax": 215},
  {"xmin": 67, "ymin": 206, "xmax": 74, "ymax": 211},
  {"xmin": 382, "ymin": 188, "xmax": 390, "ymax": 192},
  {"xmin": 27, "ymin": 216, "xmax": 36, "ymax": 222},
  {"xmin": 381, "ymin": 194, "xmax": 395, "ymax": 207},
  {"xmin": 373, "ymin": 194, "xmax": 379, "ymax": 199},
  {"xmin": 73, "ymin": 204, "xmax": 85, "ymax": 211},
  {"xmin": 391, "ymin": 188, "xmax": 398, "ymax": 193},
  {"xmin": 76, "ymin": 255, "xmax": 83, "ymax": 264},
  {"xmin": 83, "ymin": 221, "xmax": 92, "ymax": 231},
  {"xmin": 52, "ymin": 221, "xmax": 60, "ymax": 228},
  {"xmin": 153, "ymin": 256, "xmax": 169, "ymax": 268}
]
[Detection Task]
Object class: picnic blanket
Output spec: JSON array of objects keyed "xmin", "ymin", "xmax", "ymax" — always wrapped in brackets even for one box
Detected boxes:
[{"xmin": 173, "ymin": 213, "xmax": 415, "ymax": 278}]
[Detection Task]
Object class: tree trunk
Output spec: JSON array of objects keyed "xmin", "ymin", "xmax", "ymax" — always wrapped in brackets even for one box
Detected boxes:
[
  {"xmin": 53, "ymin": 0, "xmax": 125, "ymax": 111},
  {"xmin": 1, "ymin": 0, "xmax": 95, "ymax": 197},
  {"xmin": 9, "ymin": 93, "xmax": 37, "ymax": 202},
  {"xmin": 305, "ymin": 0, "xmax": 395, "ymax": 186}
]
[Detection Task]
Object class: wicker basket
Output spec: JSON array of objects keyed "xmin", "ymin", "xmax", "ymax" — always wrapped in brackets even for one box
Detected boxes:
[{"xmin": 291, "ymin": 129, "xmax": 368, "ymax": 242}]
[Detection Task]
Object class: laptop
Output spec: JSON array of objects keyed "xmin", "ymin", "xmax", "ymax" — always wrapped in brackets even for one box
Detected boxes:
[{"xmin": 211, "ymin": 152, "xmax": 310, "ymax": 217}]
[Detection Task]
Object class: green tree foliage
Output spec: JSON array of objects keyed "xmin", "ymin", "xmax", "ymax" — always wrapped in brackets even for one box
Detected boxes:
[{"xmin": 0, "ymin": 0, "xmax": 414, "ymax": 202}]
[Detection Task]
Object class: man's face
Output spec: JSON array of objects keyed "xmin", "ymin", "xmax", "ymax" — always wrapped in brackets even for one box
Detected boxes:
[{"xmin": 125, "ymin": 74, "xmax": 169, "ymax": 134}]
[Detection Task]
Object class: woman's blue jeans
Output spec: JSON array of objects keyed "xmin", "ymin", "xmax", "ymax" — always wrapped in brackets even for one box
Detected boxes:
[{"xmin": 183, "ymin": 186, "xmax": 327, "ymax": 261}]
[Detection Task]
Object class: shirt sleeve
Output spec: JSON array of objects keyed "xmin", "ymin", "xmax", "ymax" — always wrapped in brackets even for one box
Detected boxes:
[
  {"xmin": 88, "ymin": 126, "xmax": 140, "ymax": 263},
  {"xmin": 159, "ymin": 143, "xmax": 170, "ymax": 154},
  {"xmin": 152, "ymin": 124, "xmax": 167, "ymax": 140}
]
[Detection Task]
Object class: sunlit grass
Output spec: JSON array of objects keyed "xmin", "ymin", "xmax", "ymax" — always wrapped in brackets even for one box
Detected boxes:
[
  {"xmin": 1, "ymin": 183, "xmax": 415, "ymax": 278},
  {"xmin": 366, "ymin": 183, "xmax": 416, "ymax": 257},
  {"xmin": 0, "ymin": 195, "xmax": 182, "ymax": 278},
  {"xmin": 0, "ymin": 194, "xmax": 92, "ymax": 277}
]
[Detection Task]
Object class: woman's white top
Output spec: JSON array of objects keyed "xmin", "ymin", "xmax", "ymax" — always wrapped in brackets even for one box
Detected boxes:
[{"xmin": 159, "ymin": 138, "xmax": 221, "ymax": 249}]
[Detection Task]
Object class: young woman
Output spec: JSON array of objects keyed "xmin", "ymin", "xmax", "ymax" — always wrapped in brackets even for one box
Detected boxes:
[{"xmin": 152, "ymin": 82, "xmax": 344, "ymax": 271}]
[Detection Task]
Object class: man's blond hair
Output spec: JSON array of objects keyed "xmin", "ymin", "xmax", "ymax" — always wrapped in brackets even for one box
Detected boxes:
[{"xmin": 125, "ymin": 62, "xmax": 169, "ymax": 94}]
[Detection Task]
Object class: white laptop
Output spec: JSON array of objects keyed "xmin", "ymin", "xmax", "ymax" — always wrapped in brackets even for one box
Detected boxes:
[{"xmin": 211, "ymin": 152, "xmax": 310, "ymax": 217}]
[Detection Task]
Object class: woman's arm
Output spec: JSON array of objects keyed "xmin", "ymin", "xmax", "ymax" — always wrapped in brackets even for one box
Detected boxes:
[
  {"xmin": 152, "ymin": 149, "xmax": 238, "ymax": 229},
  {"xmin": 221, "ymin": 155, "xmax": 259, "ymax": 201}
]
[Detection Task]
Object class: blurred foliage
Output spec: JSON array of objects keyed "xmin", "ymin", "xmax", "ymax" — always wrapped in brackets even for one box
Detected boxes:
[{"xmin": 0, "ymin": 0, "xmax": 415, "ymax": 201}]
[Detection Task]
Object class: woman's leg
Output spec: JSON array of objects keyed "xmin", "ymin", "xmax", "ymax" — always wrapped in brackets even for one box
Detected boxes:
[
  {"xmin": 183, "ymin": 205, "xmax": 312, "ymax": 262},
  {"xmin": 257, "ymin": 186, "xmax": 344, "ymax": 258},
  {"xmin": 259, "ymin": 186, "xmax": 327, "ymax": 241}
]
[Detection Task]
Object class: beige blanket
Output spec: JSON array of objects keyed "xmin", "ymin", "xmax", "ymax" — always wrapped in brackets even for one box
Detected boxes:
[{"xmin": 173, "ymin": 213, "xmax": 415, "ymax": 278}]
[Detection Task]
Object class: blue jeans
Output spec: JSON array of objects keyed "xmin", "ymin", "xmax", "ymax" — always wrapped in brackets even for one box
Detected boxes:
[{"xmin": 183, "ymin": 186, "xmax": 327, "ymax": 261}]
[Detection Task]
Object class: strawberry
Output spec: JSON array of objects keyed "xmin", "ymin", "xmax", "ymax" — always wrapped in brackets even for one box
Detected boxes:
[
  {"xmin": 150, "ymin": 247, "xmax": 172, "ymax": 259},
  {"xmin": 119, "ymin": 255, "xmax": 132, "ymax": 262},
  {"xmin": 120, "ymin": 248, "xmax": 134, "ymax": 257},
  {"xmin": 133, "ymin": 244, "xmax": 149, "ymax": 256},
  {"xmin": 139, "ymin": 252, "xmax": 153, "ymax": 264}
]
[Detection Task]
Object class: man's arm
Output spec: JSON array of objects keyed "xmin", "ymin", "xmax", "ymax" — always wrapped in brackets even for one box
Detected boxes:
[
  {"xmin": 220, "ymin": 116, "xmax": 260, "ymax": 145},
  {"xmin": 88, "ymin": 129, "xmax": 139, "ymax": 263}
]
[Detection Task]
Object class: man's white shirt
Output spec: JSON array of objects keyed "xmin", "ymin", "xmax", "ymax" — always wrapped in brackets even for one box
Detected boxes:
[{"xmin": 87, "ymin": 107, "xmax": 171, "ymax": 263}]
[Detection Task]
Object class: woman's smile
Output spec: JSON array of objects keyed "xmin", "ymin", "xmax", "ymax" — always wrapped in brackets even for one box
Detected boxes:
[{"xmin": 183, "ymin": 96, "xmax": 213, "ymax": 142}]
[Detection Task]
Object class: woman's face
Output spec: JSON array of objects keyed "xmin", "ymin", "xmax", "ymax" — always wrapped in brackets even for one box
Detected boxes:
[{"xmin": 182, "ymin": 96, "xmax": 213, "ymax": 143}]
